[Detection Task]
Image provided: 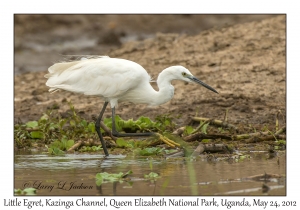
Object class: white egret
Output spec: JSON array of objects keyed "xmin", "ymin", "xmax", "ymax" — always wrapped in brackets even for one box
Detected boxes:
[{"xmin": 45, "ymin": 56, "xmax": 218, "ymax": 156}]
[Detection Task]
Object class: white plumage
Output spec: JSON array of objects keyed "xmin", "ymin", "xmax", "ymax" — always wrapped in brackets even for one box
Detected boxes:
[
  {"xmin": 45, "ymin": 56, "xmax": 218, "ymax": 108},
  {"xmin": 46, "ymin": 56, "xmax": 150, "ymax": 107},
  {"xmin": 45, "ymin": 56, "xmax": 218, "ymax": 156}
]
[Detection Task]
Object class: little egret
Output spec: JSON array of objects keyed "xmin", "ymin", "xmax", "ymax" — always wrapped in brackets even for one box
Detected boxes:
[{"xmin": 45, "ymin": 56, "xmax": 218, "ymax": 156}]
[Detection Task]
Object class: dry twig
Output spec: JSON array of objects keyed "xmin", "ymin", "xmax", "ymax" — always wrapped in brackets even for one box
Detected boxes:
[
  {"xmin": 184, "ymin": 133, "xmax": 231, "ymax": 142},
  {"xmin": 172, "ymin": 126, "xmax": 186, "ymax": 136},
  {"xmin": 192, "ymin": 143, "xmax": 230, "ymax": 156},
  {"xmin": 67, "ymin": 141, "xmax": 82, "ymax": 152},
  {"xmin": 192, "ymin": 117, "xmax": 238, "ymax": 131}
]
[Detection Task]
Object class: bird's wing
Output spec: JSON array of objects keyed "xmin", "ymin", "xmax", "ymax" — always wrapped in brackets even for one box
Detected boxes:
[{"xmin": 45, "ymin": 57, "xmax": 149, "ymax": 98}]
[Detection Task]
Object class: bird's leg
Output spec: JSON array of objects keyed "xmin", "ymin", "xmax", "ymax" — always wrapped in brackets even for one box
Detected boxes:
[
  {"xmin": 95, "ymin": 102, "xmax": 109, "ymax": 156},
  {"xmin": 111, "ymin": 107, "xmax": 154, "ymax": 137},
  {"xmin": 111, "ymin": 107, "xmax": 118, "ymax": 136}
]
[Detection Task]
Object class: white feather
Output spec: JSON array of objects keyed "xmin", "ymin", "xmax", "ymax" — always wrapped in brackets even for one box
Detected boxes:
[{"xmin": 45, "ymin": 56, "xmax": 217, "ymax": 108}]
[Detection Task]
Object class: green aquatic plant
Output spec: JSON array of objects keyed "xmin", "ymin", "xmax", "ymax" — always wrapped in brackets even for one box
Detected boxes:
[
  {"xmin": 154, "ymin": 113, "xmax": 176, "ymax": 132},
  {"xmin": 235, "ymin": 154, "xmax": 251, "ymax": 162},
  {"xmin": 102, "ymin": 114, "xmax": 175, "ymax": 134},
  {"xmin": 14, "ymin": 188, "xmax": 37, "ymax": 195},
  {"xmin": 183, "ymin": 120, "xmax": 210, "ymax": 136},
  {"xmin": 144, "ymin": 158, "xmax": 160, "ymax": 181},
  {"xmin": 79, "ymin": 145, "xmax": 102, "ymax": 152},
  {"xmin": 135, "ymin": 147, "xmax": 165, "ymax": 156},
  {"xmin": 14, "ymin": 103, "xmax": 98, "ymax": 149},
  {"xmin": 198, "ymin": 120, "xmax": 209, "ymax": 134},
  {"xmin": 14, "ymin": 102, "xmax": 178, "ymax": 151},
  {"xmin": 164, "ymin": 149, "xmax": 178, "ymax": 154},
  {"xmin": 144, "ymin": 172, "xmax": 160, "ymax": 180},
  {"xmin": 115, "ymin": 138, "xmax": 135, "ymax": 148},
  {"xmin": 95, "ymin": 170, "xmax": 133, "ymax": 186},
  {"xmin": 46, "ymin": 138, "xmax": 75, "ymax": 155},
  {"xmin": 184, "ymin": 126, "xmax": 195, "ymax": 135}
]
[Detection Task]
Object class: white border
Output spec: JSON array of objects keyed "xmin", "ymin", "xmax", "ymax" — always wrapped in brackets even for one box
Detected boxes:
[{"xmin": 3, "ymin": 0, "xmax": 299, "ymax": 209}]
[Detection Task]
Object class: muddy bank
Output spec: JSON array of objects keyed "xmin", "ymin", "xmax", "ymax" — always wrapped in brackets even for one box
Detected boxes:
[
  {"xmin": 14, "ymin": 15, "xmax": 286, "ymax": 131},
  {"xmin": 14, "ymin": 14, "xmax": 276, "ymax": 74}
]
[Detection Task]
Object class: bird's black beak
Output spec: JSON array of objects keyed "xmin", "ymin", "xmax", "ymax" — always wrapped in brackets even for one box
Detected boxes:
[{"xmin": 188, "ymin": 76, "xmax": 218, "ymax": 94}]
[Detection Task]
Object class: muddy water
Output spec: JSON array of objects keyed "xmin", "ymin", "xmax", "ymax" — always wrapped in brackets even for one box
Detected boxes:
[{"xmin": 14, "ymin": 151, "xmax": 286, "ymax": 196}]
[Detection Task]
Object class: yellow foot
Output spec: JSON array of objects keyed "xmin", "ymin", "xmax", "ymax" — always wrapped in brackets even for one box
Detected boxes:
[{"xmin": 155, "ymin": 133, "xmax": 181, "ymax": 148}]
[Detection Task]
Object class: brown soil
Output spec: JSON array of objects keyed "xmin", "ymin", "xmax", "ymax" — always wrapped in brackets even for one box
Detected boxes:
[{"xmin": 14, "ymin": 15, "xmax": 286, "ymax": 131}]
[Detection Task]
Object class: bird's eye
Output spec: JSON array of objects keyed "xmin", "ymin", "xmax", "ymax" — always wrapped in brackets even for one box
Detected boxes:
[{"xmin": 182, "ymin": 72, "xmax": 187, "ymax": 76}]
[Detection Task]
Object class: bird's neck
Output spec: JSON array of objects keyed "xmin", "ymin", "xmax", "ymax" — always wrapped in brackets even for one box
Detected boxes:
[
  {"xmin": 118, "ymin": 67, "xmax": 176, "ymax": 106},
  {"xmin": 152, "ymin": 68, "xmax": 176, "ymax": 105},
  {"xmin": 151, "ymin": 85, "xmax": 174, "ymax": 106}
]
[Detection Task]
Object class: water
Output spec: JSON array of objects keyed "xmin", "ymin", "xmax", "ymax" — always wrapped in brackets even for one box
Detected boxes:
[{"xmin": 14, "ymin": 151, "xmax": 286, "ymax": 196}]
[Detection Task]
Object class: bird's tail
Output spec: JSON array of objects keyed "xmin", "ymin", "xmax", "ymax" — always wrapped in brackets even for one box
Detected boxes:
[
  {"xmin": 45, "ymin": 60, "xmax": 81, "ymax": 78},
  {"xmin": 45, "ymin": 55, "xmax": 110, "ymax": 78},
  {"xmin": 45, "ymin": 55, "xmax": 110, "ymax": 93},
  {"xmin": 45, "ymin": 60, "xmax": 83, "ymax": 93}
]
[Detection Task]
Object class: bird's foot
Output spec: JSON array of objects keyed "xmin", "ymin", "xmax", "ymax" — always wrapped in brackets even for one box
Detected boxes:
[
  {"xmin": 155, "ymin": 133, "xmax": 181, "ymax": 148},
  {"xmin": 112, "ymin": 130, "xmax": 154, "ymax": 137}
]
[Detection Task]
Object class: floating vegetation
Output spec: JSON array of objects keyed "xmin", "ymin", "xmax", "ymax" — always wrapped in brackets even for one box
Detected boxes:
[
  {"xmin": 144, "ymin": 172, "xmax": 160, "ymax": 180},
  {"xmin": 14, "ymin": 188, "xmax": 37, "ymax": 195},
  {"xmin": 95, "ymin": 170, "xmax": 133, "ymax": 186},
  {"xmin": 14, "ymin": 103, "xmax": 286, "ymax": 157},
  {"xmin": 115, "ymin": 138, "xmax": 135, "ymax": 148},
  {"xmin": 46, "ymin": 138, "xmax": 75, "ymax": 155},
  {"xmin": 79, "ymin": 145, "xmax": 102, "ymax": 152}
]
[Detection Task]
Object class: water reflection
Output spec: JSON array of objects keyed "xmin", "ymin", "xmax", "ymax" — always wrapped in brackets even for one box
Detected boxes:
[{"xmin": 14, "ymin": 151, "xmax": 286, "ymax": 196}]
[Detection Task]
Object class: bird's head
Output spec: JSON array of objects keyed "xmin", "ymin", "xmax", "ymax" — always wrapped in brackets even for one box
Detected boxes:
[{"xmin": 166, "ymin": 66, "xmax": 219, "ymax": 94}]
